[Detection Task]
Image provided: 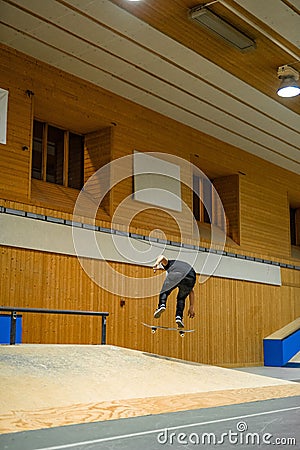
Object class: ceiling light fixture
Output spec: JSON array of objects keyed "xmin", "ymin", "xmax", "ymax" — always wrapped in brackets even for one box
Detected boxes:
[
  {"xmin": 189, "ymin": 4, "xmax": 255, "ymax": 51},
  {"xmin": 277, "ymin": 65, "xmax": 300, "ymax": 98}
]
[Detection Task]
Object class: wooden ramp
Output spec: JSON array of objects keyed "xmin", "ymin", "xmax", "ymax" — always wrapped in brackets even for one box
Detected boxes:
[
  {"xmin": 288, "ymin": 350, "xmax": 300, "ymax": 367},
  {"xmin": 1, "ymin": 345, "xmax": 300, "ymax": 434},
  {"xmin": 290, "ymin": 351, "xmax": 300, "ymax": 362}
]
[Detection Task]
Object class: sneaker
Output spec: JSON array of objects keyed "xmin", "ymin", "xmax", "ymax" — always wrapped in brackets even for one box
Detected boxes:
[
  {"xmin": 154, "ymin": 305, "xmax": 166, "ymax": 319},
  {"xmin": 176, "ymin": 316, "xmax": 184, "ymax": 328}
]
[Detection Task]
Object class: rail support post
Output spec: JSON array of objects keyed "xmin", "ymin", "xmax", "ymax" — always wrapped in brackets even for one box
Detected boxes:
[
  {"xmin": 10, "ymin": 311, "xmax": 17, "ymax": 345},
  {"xmin": 101, "ymin": 315, "xmax": 107, "ymax": 345}
]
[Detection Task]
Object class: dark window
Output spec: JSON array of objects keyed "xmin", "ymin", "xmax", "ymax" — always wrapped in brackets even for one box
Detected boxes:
[
  {"xmin": 193, "ymin": 174, "xmax": 200, "ymax": 221},
  {"xmin": 193, "ymin": 174, "xmax": 216, "ymax": 225},
  {"xmin": 32, "ymin": 120, "xmax": 84, "ymax": 189},
  {"xmin": 46, "ymin": 125, "xmax": 64, "ymax": 185},
  {"xmin": 202, "ymin": 177, "xmax": 212, "ymax": 224},
  {"xmin": 68, "ymin": 133, "xmax": 84, "ymax": 189},
  {"xmin": 32, "ymin": 120, "xmax": 43, "ymax": 180},
  {"xmin": 193, "ymin": 171, "xmax": 241, "ymax": 243},
  {"xmin": 290, "ymin": 208, "xmax": 297, "ymax": 246}
]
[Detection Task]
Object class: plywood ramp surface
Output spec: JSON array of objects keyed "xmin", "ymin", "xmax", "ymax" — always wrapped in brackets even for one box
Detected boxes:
[
  {"xmin": 1, "ymin": 345, "xmax": 299, "ymax": 434},
  {"xmin": 290, "ymin": 351, "xmax": 300, "ymax": 363}
]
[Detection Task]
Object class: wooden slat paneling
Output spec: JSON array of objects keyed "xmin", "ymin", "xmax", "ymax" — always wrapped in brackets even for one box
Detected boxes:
[
  {"xmin": 1, "ymin": 245, "xmax": 299, "ymax": 366},
  {"xmin": 84, "ymin": 127, "xmax": 113, "ymax": 216},
  {"xmin": 213, "ymin": 174, "xmax": 240, "ymax": 244}
]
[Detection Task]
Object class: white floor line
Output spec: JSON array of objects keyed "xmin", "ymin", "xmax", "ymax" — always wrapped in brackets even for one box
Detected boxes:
[{"xmin": 35, "ymin": 405, "xmax": 300, "ymax": 450}]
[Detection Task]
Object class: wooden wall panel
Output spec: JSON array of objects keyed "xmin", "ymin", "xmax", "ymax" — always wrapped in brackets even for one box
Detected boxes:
[
  {"xmin": 1, "ymin": 45, "xmax": 300, "ymax": 367},
  {"xmin": 110, "ymin": 120, "xmax": 300, "ymax": 260},
  {"xmin": 0, "ymin": 60, "xmax": 32, "ymax": 201},
  {"xmin": 239, "ymin": 177, "xmax": 291, "ymax": 258},
  {"xmin": 84, "ymin": 128, "xmax": 112, "ymax": 182},
  {"xmin": 1, "ymin": 245, "xmax": 299, "ymax": 366},
  {"xmin": 1, "ymin": 44, "xmax": 300, "ymax": 258},
  {"xmin": 281, "ymin": 267, "xmax": 300, "ymax": 288},
  {"xmin": 84, "ymin": 127, "xmax": 113, "ymax": 216},
  {"xmin": 213, "ymin": 174, "xmax": 240, "ymax": 244}
]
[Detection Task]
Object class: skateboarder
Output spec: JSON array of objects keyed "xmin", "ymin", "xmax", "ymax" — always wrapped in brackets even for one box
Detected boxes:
[{"xmin": 153, "ymin": 255, "xmax": 196, "ymax": 328}]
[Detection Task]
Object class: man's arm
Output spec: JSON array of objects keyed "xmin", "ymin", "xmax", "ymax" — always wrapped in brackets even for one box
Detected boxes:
[
  {"xmin": 153, "ymin": 255, "xmax": 168, "ymax": 272},
  {"xmin": 188, "ymin": 289, "xmax": 195, "ymax": 318}
]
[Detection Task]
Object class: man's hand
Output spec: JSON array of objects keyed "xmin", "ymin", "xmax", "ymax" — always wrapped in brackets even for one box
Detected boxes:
[
  {"xmin": 188, "ymin": 289, "xmax": 195, "ymax": 318},
  {"xmin": 153, "ymin": 264, "xmax": 159, "ymax": 273},
  {"xmin": 188, "ymin": 306, "xmax": 195, "ymax": 318}
]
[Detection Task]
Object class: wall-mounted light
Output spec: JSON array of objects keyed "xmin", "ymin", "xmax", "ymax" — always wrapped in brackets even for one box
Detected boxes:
[
  {"xmin": 277, "ymin": 65, "xmax": 300, "ymax": 98},
  {"xmin": 189, "ymin": 4, "xmax": 255, "ymax": 51}
]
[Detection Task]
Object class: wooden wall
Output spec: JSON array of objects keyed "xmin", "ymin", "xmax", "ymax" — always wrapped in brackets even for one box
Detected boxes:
[
  {"xmin": 0, "ymin": 245, "xmax": 299, "ymax": 367},
  {"xmin": 213, "ymin": 174, "xmax": 240, "ymax": 244},
  {"xmin": 1, "ymin": 44, "xmax": 300, "ymax": 366},
  {"xmin": 84, "ymin": 127, "xmax": 113, "ymax": 216}
]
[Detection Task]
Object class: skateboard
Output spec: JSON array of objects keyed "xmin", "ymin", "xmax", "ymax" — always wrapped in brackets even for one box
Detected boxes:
[{"xmin": 142, "ymin": 322, "xmax": 195, "ymax": 337}]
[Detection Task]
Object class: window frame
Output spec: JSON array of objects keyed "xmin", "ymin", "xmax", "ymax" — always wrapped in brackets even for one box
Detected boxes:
[
  {"xmin": 290, "ymin": 207, "xmax": 300, "ymax": 247},
  {"xmin": 0, "ymin": 88, "xmax": 8, "ymax": 144},
  {"xmin": 31, "ymin": 120, "xmax": 83, "ymax": 190},
  {"xmin": 192, "ymin": 173, "xmax": 225, "ymax": 229}
]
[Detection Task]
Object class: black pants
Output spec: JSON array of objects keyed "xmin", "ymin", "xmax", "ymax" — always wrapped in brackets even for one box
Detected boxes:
[{"xmin": 158, "ymin": 273, "xmax": 196, "ymax": 318}]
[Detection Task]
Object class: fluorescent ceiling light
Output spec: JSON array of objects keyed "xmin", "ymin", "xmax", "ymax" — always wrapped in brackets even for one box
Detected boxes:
[
  {"xmin": 277, "ymin": 65, "xmax": 300, "ymax": 98},
  {"xmin": 189, "ymin": 5, "xmax": 255, "ymax": 51}
]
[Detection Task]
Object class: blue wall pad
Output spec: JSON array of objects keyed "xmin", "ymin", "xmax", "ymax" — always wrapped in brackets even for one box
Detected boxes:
[
  {"xmin": 264, "ymin": 329, "xmax": 300, "ymax": 367},
  {"xmin": 0, "ymin": 314, "xmax": 22, "ymax": 344}
]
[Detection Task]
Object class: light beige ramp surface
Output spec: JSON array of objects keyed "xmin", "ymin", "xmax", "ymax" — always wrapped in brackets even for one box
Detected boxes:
[
  {"xmin": 290, "ymin": 351, "xmax": 300, "ymax": 363},
  {"xmin": 0, "ymin": 345, "xmax": 299, "ymax": 433}
]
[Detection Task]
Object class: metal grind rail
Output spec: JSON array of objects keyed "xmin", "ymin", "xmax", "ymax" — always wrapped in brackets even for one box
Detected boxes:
[{"xmin": 0, "ymin": 306, "xmax": 109, "ymax": 345}]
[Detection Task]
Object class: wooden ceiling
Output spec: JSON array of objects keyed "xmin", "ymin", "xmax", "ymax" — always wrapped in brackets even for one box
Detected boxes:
[
  {"xmin": 1, "ymin": 0, "xmax": 299, "ymax": 173},
  {"xmin": 111, "ymin": 0, "xmax": 300, "ymax": 107}
]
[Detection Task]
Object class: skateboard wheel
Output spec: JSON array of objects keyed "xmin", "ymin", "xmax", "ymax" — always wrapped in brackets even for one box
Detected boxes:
[
  {"xmin": 179, "ymin": 331, "xmax": 185, "ymax": 337},
  {"xmin": 151, "ymin": 328, "xmax": 156, "ymax": 334}
]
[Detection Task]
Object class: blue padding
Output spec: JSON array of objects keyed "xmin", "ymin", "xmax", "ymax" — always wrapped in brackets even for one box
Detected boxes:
[
  {"xmin": 0, "ymin": 314, "xmax": 22, "ymax": 344},
  {"xmin": 264, "ymin": 340, "xmax": 284, "ymax": 366},
  {"xmin": 264, "ymin": 329, "xmax": 300, "ymax": 367},
  {"xmin": 283, "ymin": 329, "xmax": 300, "ymax": 364}
]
